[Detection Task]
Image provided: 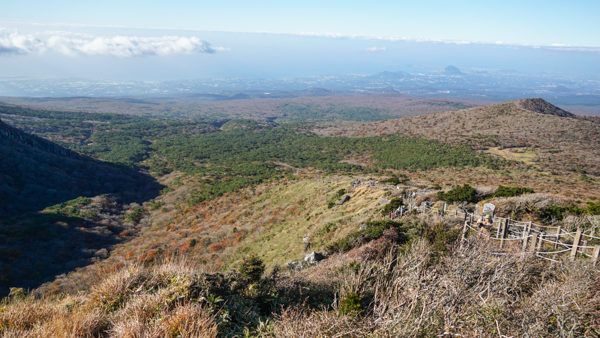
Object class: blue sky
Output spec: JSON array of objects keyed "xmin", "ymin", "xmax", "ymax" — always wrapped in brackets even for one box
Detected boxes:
[
  {"xmin": 1, "ymin": 1, "xmax": 599, "ymax": 83},
  {"xmin": 2, "ymin": 0, "xmax": 600, "ymax": 46}
]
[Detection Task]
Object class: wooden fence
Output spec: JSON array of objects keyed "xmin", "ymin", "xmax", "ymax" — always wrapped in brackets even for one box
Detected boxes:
[
  {"xmin": 391, "ymin": 203, "xmax": 600, "ymax": 264},
  {"xmin": 459, "ymin": 211, "xmax": 600, "ymax": 264}
]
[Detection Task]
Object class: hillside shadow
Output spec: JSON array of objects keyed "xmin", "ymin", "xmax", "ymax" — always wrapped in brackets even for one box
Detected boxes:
[
  {"xmin": 0, "ymin": 121, "xmax": 164, "ymax": 296},
  {"xmin": 0, "ymin": 212, "xmax": 130, "ymax": 296},
  {"xmin": 0, "ymin": 120, "xmax": 163, "ymax": 219}
]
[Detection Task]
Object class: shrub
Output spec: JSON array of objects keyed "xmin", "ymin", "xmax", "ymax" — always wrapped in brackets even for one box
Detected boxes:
[
  {"xmin": 339, "ymin": 292, "xmax": 363, "ymax": 316},
  {"xmin": 381, "ymin": 197, "xmax": 403, "ymax": 215},
  {"xmin": 585, "ymin": 201, "xmax": 600, "ymax": 215},
  {"xmin": 7, "ymin": 287, "xmax": 26, "ymax": 301},
  {"xmin": 540, "ymin": 201, "xmax": 600, "ymax": 221},
  {"xmin": 125, "ymin": 206, "xmax": 145, "ymax": 224},
  {"xmin": 326, "ymin": 221, "xmax": 406, "ymax": 253},
  {"xmin": 239, "ymin": 255, "xmax": 265, "ymax": 283},
  {"xmin": 538, "ymin": 204, "xmax": 584, "ymax": 222},
  {"xmin": 381, "ymin": 174, "xmax": 409, "ymax": 185},
  {"xmin": 437, "ymin": 185, "xmax": 478, "ymax": 203},
  {"xmin": 424, "ymin": 223, "xmax": 461, "ymax": 261},
  {"xmin": 493, "ymin": 185, "xmax": 534, "ymax": 198}
]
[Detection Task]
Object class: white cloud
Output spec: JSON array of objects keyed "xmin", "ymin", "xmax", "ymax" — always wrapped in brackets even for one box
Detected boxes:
[
  {"xmin": 0, "ymin": 31, "xmax": 45, "ymax": 54},
  {"xmin": 0, "ymin": 30, "xmax": 218, "ymax": 57},
  {"xmin": 366, "ymin": 46, "xmax": 386, "ymax": 53}
]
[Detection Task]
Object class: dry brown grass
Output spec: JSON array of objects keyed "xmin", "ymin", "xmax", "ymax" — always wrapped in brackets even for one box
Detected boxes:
[
  {"xmin": 486, "ymin": 193, "xmax": 566, "ymax": 219},
  {"xmin": 1, "ymin": 261, "xmax": 218, "ymax": 338},
  {"xmin": 273, "ymin": 239, "xmax": 599, "ymax": 337},
  {"xmin": 2, "ymin": 221, "xmax": 598, "ymax": 337}
]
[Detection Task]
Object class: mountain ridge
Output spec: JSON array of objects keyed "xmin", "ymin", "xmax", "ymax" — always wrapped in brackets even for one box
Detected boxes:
[{"xmin": 316, "ymin": 98, "xmax": 600, "ymax": 175}]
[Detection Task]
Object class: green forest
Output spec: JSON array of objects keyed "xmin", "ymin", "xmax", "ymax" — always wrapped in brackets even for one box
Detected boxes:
[{"xmin": 1, "ymin": 103, "xmax": 502, "ymax": 207}]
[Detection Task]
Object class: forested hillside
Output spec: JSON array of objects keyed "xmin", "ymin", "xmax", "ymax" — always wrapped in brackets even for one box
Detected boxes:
[{"xmin": 0, "ymin": 119, "xmax": 160, "ymax": 219}]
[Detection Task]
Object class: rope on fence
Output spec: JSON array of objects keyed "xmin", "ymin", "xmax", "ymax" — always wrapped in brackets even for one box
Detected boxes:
[
  {"xmin": 536, "ymin": 248, "xmax": 571, "ymax": 255},
  {"xmin": 466, "ymin": 223, "xmax": 480, "ymax": 232},
  {"xmin": 535, "ymin": 223, "xmax": 562, "ymax": 230},
  {"xmin": 559, "ymin": 230, "xmax": 577, "ymax": 238},
  {"xmin": 538, "ymin": 237, "xmax": 571, "ymax": 248},
  {"xmin": 576, "ymin": 244, "xmax": 599, "ymax": 249},
  {"xmin": 583, "ymin": 233, "xmax": 600, "ymax": 241},
  {"xmin": 494, "ymin": 236, "xmax": 531, "ymax": 241},
  {"xmin": 535, "ymin": 254, "xmax": 560, "ymax": 263}
]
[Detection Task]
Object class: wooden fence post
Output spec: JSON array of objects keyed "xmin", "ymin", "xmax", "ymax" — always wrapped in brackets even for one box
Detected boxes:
[
  {"xmin": 529, "ymin": 233, "xmax": 538, "ymax": 252},
  {"xmin": 522, "ymin": 222, "xmax": 532, "ymax": 251},
  {"xmin": 554, "ymin": 226, "xmax": 561, "ymax": 249},
  {"xmin": 536, "ymin": 232, "xmax": 544, "ymax": 252},
  {"xmin": 570, "ymin": 228, "xmax": 583, "ymax": 261},
  {"xmin": 495, "ymin": 218, "xmax": 502, "ymax": 238},
  {"xmin": 499, "ymin": 219, "xmax": 509, "ymax": 249},
  {"xmin": 592, "ymin": 246, "xmax": 600, "ymax": 265},
  {"xmin": 460, "ymin": 219, "xmax": 469, "ymax": 247}
]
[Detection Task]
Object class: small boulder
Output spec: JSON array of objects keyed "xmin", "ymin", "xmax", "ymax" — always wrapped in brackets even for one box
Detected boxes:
[
  {"xmin": 95, "ymin": 248, "xmax": 109, "ymax": 259},
  {"xmin": 338, "ymin": 194, "xmax": 351, "ymax": 205},
  {"xmin": 304, "ymin": 251, "xmax": 325, "ymax": 264},
  {"xmin": 287, "ymin": 260, "xmax": 304, "ymax": 271}
]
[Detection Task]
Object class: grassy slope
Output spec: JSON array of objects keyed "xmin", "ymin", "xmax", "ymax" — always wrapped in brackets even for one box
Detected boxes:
[
  {"xmin": 3, "ymin": 175, "xmax": 598, "ymax": 337},
  {"xmin": 38, "ymin": 173, "xmax": 400, "ymax": 295}
]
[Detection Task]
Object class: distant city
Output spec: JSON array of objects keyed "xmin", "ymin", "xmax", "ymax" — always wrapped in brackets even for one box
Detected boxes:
[{"xmin": 2, "ymin": 67, "xmax": 599, "ymax": 113}]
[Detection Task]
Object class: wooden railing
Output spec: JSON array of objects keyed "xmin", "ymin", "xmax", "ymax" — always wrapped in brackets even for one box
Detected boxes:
[
  {"xmin": 460, "ymin": 210, "xmax": 600, "ymax": 264},
  {"xmin": 390, "ymin": 203, "xmax": 600, "ymax": 264}
]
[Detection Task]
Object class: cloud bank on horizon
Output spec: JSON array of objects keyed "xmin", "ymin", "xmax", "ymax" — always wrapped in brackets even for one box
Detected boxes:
[
  {"xmin": 0, "ymin": 29, "xmax": 217, "ymax": 57},
  {"xmin": 1, "ymin": 24, "xmax": 600, "ymax": 83}
]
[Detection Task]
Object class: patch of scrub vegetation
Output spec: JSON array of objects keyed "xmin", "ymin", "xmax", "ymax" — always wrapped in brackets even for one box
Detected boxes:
[
  {"xmin": 124, "ymin": 204, "xmax": 145, "ymax": 224},
  {"xmin": 78, "ymin": 120, "xmax": 215, "ymax": 167},
  {"xmin": 437, "ymin": 184, "xmax": 479, "ymax": 203},
  {"xmin": 437, "ymin": 184, "xmax": 534, "ymax": 206},
  {"xmin": 537, "ymin": 200, "xmax": 600, "ymax": 222},
  {"xmin": 146, "ymin": 126, "xmax": 500, "ymax": 205},
  {"xmin": 380, "ymin": 197, "xmax": 403, "ymax": 215},
  {"xmin": 43, "ymin": 196, "xmax": 93, "ymax": 218},
  {"xmin": 492, "ymin": 185, "xmax": 534, "ymax": 198},
  {"xmin": 325, "ymin": 220, "xmax": 407, "ymax": 253},
  {"xmin": 487, "ymin": 147, "xmax": 537, "ymax": 165},
  {"xmin": 371, "ymin": 136, "xmax": 503, "ymax": 171},
  {"xmin": 380, "ymin": 174, "xmax": 409, "ymax": 185},
  {"xmin": 279, "ymin": 103, "xmax": 393, "ymax": 121}
]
